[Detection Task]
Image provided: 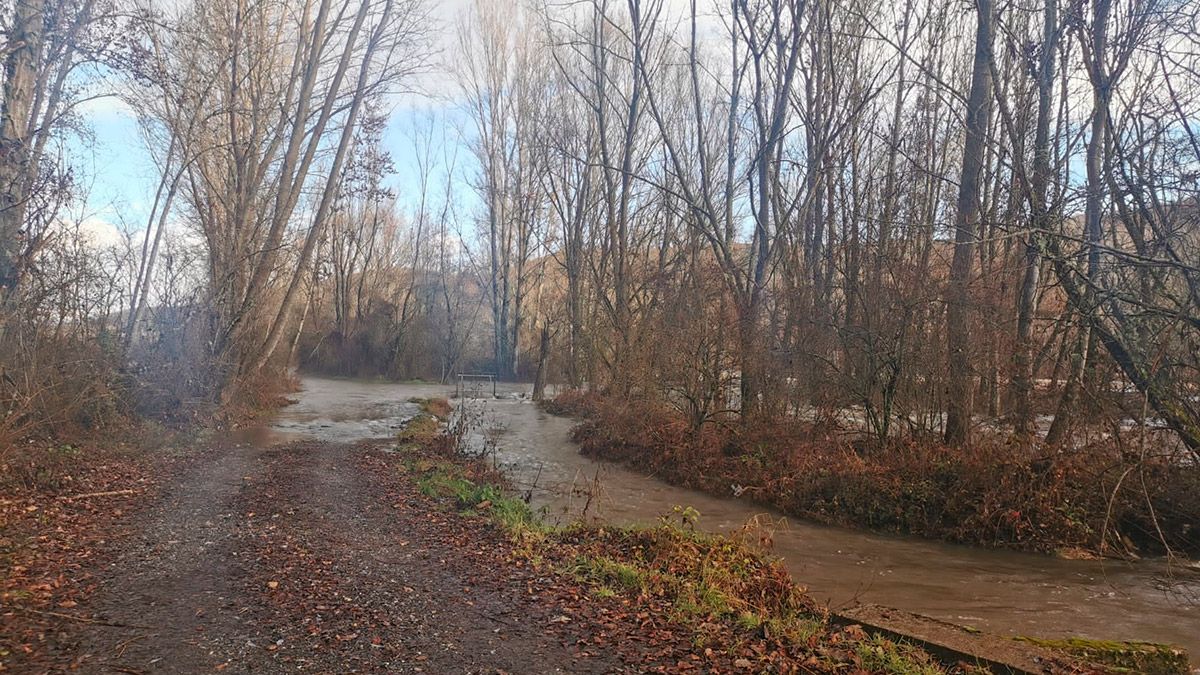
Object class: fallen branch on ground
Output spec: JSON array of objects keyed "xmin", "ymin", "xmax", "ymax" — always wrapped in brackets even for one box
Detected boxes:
[
  {"xmin": 17, "ymin": 607, "xmax": 154, "ymax": 630},
  {"xmin": 57, "ymin": 489, "xmax": 138, "ymax": 501}
]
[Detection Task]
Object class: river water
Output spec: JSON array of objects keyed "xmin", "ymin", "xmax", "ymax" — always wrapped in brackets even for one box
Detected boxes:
[{"xmin": 242, "ymin": 376, "xmax": 1200, "ymax": 661}]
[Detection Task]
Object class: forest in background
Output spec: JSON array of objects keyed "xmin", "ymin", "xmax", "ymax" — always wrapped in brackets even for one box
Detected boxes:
[{"xmin": 1, "ymin": 0, "xmax": 1199, "ymax": 553}]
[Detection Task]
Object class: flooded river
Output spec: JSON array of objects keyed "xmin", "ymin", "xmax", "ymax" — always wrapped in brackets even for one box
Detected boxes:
[{"xmin": 246, "ymin": 376, "xmax": 1200, "ymax": 660}]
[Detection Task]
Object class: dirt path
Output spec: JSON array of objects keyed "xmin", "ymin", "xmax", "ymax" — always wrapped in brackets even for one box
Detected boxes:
[{"xmin": 64, "ymin": 440, "xmax": 634, "ymax": 673}]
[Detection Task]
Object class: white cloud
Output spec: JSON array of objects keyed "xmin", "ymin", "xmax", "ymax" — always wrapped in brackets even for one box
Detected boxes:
[
  {"xmin": 77, "ymin": 216, "xmax": 125, "ymax": 249},
  {"xmin": 76, "ymin": 94, "xmax": 136, "ymax": 121}
]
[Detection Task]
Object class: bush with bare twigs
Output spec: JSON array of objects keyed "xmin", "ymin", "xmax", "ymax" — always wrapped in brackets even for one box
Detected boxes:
[{"xmin": 556, "ymin": 391, "xmax": 1200, "ymax": 557}]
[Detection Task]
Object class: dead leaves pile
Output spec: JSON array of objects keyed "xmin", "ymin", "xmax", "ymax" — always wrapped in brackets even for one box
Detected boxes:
[{"xmin": 0, "ymin": 453, "xmax": 150, "ymax": 671}]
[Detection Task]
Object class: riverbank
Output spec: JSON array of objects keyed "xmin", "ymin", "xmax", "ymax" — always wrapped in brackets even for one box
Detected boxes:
[
  {"xmin": 264, "ymin": 376, "xmax": 1199, "ymax": 656},
  {"xmin": 6, "ymin": 402, "xmax": 1175, "ymax": 673},
  {"xmin": 398, "ymin": 405, "xmax": 1190, "ymax": 674},
  {"xmin": 546, "ymin": 390, "xmax": 1200, "ymax": 559}
]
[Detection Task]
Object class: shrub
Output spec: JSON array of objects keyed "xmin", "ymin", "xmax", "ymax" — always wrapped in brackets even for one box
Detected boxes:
[{"xmin": 554, "ymin": 392, "xmax": 1200, "ymax": 556}]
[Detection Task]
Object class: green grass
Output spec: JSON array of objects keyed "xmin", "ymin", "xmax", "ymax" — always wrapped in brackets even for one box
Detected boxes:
[
  {"xmin": 1015, "ymin": 636, "xmax": 1190, "ymax": 674},
  {"xmin": 413, "ymin": 462, "xmax": 539, "ymax": 534},
  {"xmin": 396, "ymin": 414, "xmax": 441, "ymax": 451},
  {"xmin": 569, "ymin": 555, "xmax": 647, "ymax": 592},
  {"xmin": 855, "ymin": 635, "xmax": 946, "ymax": 675},
  {"xmin": 555, "ymin": 521, "xmax": 837, "ymax": 645},
  {"xmin": 735, "ymin": 611, "xmax": 762, "ymax": 632}
]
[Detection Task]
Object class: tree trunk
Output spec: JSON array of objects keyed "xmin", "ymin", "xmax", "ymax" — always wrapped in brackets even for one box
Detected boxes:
[
  {"xmin": 248, "ymin": 0, "xmax": 391, "ymax": 374},
  {"xmin": 532, "ymin": 324, "xmax": 550, "ymax": 402},
  {"xmin": 1012, "ymin": 0, "xmax": 1058, "ymax": 441},
  {"xmin": 944, "ymin": 0, "xmax": 996, "ymax": 446},
  {"xmin": 0, "ymin": 0, "xmax": 44, "ymax": 302},
  {"xmin": 1047, "ymin": 0, "xmax": 1111, "ymax": 441}
]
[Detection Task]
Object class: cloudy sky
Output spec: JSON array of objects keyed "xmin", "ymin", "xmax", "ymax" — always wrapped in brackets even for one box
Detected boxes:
[
  {"xmin": 75, "ymin": 0, "xmax": 467, "ymax": 238},
  {"xmin": 73, "ymin": 0, "xmax": 713, "ymax": 244}
]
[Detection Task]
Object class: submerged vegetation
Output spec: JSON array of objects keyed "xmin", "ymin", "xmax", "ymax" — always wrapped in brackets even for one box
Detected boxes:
[{"xmin": 395, "ymin": 397, "xmax": 454, "ymax": 452}]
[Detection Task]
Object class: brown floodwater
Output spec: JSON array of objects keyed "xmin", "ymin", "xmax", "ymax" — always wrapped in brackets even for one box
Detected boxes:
[{"xmin": 240, "ymin": 376, "xmax": 1200, "ymax": 663}]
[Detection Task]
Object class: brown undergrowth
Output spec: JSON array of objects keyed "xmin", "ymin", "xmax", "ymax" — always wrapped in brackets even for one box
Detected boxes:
[{"xmin": 546, "ymin": 390, "xmax": 1200, "ymax": 557}]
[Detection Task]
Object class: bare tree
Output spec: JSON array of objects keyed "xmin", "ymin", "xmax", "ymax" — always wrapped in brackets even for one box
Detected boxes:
[
  {"xmin": 133, "ymin": 0, "xmax": 430, "ymax": 395},
  {"xmin": 944, "ymin": 0, "xmax": 995, "ymax": 446}
]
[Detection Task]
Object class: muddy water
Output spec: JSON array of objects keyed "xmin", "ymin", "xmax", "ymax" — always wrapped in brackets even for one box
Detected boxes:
[{"xmin": 249, "ymin": 377, "xmax": 1200, "ymax": 659}]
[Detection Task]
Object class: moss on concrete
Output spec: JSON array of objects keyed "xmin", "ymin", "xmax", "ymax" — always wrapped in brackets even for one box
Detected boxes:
[{"xmin": 1015, "ymin": 636, "xmax": 1190, "ymax": 675}]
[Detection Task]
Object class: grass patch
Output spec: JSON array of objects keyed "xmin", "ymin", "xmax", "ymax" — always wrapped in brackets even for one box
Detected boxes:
[
  {"xmin": 735, "ymin": 611, "xmax": 762, "ymax": 632},
  {"xmin": 856, "ymin": 635, "xmax": 946, "ymax": 675},
  {"xmin": 1015, "ymin": 636, "xmax": 1190, "ymax": 675},
  {"xmin": 570, "ymin": 555, "xmax": 647, "ymax": 592},
  {"xmin": 556, "ymin": 523, "xmax": 811, "ymax": 626},
  {"xmin": 411, "ymin": 459, "xmax": 539, "ymax": 534},
  {"xmin": 396, "ymin": 414, "xmax": 441, "ymax": 451},
  {"xmin": 408, "ymin": 397, "xmax": 452, "ymax": 419}
]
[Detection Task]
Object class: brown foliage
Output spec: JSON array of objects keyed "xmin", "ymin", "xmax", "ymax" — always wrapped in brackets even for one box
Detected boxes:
[
  {"xmin": 557, "ymin": 392, "xmax": 1200, "ymax": 557},
  {"xmin": 0, "ymin": 442, "xmax": 151, "ymax": 671},
  {"xmin": 418, "ymin": 396, "xmax": 453, "ymax": 418},
  {"xmin": 0, "ymin": 333, "xmax": 130, "ymax": 453}
]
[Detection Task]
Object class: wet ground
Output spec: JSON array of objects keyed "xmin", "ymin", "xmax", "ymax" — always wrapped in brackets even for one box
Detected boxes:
[
  {"xmin": 65, "ymin": 429, "xmax": 633, "ymax": 672},
  {"xmin": 248, "ymin": 376, "xmax": 1200, "ymax": 660}
]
